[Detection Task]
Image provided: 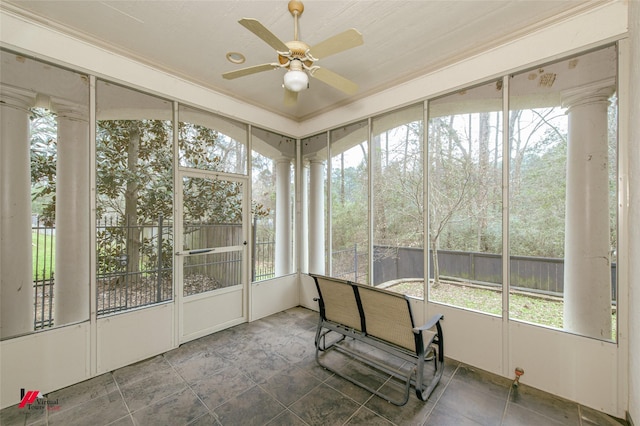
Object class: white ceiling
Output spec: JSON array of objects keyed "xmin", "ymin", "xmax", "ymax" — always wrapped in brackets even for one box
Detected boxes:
[{"xmin": 2, "ymin": 0, "xmax": 595, "ymax": 122}]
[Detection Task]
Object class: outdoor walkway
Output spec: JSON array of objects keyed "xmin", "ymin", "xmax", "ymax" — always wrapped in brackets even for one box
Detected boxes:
[{"xmin": 0, "ymin": 307, "xmax": 627, "ymax": 426}]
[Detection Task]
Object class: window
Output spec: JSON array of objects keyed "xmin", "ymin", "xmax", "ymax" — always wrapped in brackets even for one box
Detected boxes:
[
  {"xmin": 427, "ymin": 81, "xmax": 504, "ymax": 314},
  {"xmin": 96, "ymin": 81, "xmax": 173, "ymax": 315},
  {"xmin": 178, "ymin": 105, "xmax": 247, "ymax": 175},
  {"xmin": 330, "ymin": 120, "xmax": 369, "ymax": 282},
  {"xmin": 1, "ymin": 51, "xmax": 89, "ymax": 338},
  {"xmin": 371, "ymin": 104, "xmax": 425, "ymax": 291},
  {"xmin": 508, "ymin": 46, "xmax": 618, "ymax": 341},
  {"xmin": 251, "ymin": 127, "xmax": 296, "ymax": 279},
  {"xmin": 251, "ymin": 150, "xmax": 276, "ymax": 281}
]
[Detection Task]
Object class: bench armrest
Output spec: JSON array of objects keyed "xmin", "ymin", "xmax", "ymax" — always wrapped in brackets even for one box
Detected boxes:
[{"xmin": 413, "ymin": 314, "xmax": 443, "ymax": 334}]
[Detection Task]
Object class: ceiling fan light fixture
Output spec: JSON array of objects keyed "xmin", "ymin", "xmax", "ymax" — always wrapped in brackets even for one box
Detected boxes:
[{"xmin": 283, "ymin": 69, "xmax": 308, "ymax": 92}]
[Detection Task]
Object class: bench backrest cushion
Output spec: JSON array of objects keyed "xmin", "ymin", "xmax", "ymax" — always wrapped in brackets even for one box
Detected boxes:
[
  {"xmin": 314, "ymin": 275, "xmax": 363, "ymax": 331},
  {"xmin": 356, "ymin": 284, "xmax": 416, "ymax": 352}
]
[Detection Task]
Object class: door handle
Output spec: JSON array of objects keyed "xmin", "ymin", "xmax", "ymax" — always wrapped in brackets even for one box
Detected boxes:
[
  {"xmin": 188, "ymin": 248, "xmax": 215, "ymax": 255},
  {"xmin": 174, "ymin": 248, "xmax": 215, "ymax": 256}
]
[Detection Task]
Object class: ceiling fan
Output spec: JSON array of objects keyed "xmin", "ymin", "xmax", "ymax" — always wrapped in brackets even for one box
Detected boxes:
[{"xmin": 222, "ymin": 0, "xmax": 364, "ymax": 105}]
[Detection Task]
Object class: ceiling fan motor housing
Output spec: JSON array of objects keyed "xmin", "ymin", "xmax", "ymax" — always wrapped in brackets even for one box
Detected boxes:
[{"xmin": 278, "ymin": 41, "xmax": 313, "ymax": 68}]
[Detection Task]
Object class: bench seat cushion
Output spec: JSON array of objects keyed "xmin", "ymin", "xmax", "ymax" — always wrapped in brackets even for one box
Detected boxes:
[
  {"xmin": 356, "ymin": 284, "xmax": 416, "ymax": 351},
  {"xmin": 315, "ymin": 275, "xmax": 362, "ymax": 331}
]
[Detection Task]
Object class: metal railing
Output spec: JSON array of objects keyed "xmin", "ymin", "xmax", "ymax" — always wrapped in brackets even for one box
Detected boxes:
[
  {"xmin": 332, "ymin": 244, "xmax": 367, "ymax": 282},
  {"xmin": 96, "ymin": 215, "xmax": 173, "ymax": 315},
  {"xmin": 31, "ymin": 215, "xmax": 277, "ymax": 329},
  {"xmin": 252, "ymin": 216, "xmax": 275, "ymax": 281},
  {"xmin": 33, "ymin": 220, "xmax": 614, "ymax": 329},
  {"xmin": 32, "ymin": 216, "xmax": 54, "ymax": 329},
  {"xmin": 253, "ymin": 241, "xmax": 275, "ymax": 281}
]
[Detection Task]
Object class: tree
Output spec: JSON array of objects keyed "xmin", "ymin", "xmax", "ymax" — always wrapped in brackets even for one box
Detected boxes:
[
  {"xmin": 30, "ymin": 108, "xmax": 58, "ymax": 225},
  {"xmin": 330, "ymin": 144, "xmax": 368, "ymax": 279},
  {"xmin": 373, "ymin": 122, "xmax": 424, "ymax": 248},
  {"xmin": 96, "ymin": 119, "xmax": 173, "ymax": 278},
  {"xmin": 509, "ymin": 107, "xmax": 567, "ymax": 257},
  {"xmin": 331, "ymin": 157, "xmax": 368, "ymax": 249},
  {"xmin": 428, "ymin": 115, "xmax": 474, "ymax": 285},
  {"xmin": 31, "ymin": 114, "xmax": 264, "ymax": 285},
  {"xmin": 428, "ymin": 111, "xmax": 502, "ymax": 285}
]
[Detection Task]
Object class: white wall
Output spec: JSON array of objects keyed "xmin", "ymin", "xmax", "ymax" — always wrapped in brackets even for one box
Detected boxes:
[
  {"xmin": 251, "ymin": 274, "xmax": 299, "ymax": 321},
  {"xmin": 299, "ymin": 274, "xmax": 319, "ymax": 311},
  {"xmin": 0, "ymin": 323, "xmax": 91, "ymax": 408},
  {"xmin": 97, "ymin": 304, "xmax": 174, "ymax": 374}
]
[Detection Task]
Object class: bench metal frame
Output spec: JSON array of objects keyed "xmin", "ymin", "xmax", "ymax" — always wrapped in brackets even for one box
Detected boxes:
[{"xmin": 311, "ymin": 274, "xmax": 444, "ymax": 406}]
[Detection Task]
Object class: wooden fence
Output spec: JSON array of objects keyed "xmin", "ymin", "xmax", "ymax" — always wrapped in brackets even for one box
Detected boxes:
[{"xmin": 372, "ymin": 246, "xmax": 617, "ymax": 300}]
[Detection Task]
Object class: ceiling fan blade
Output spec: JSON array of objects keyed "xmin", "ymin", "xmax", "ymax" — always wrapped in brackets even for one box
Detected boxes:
[
  {"xmin": 239, "ymin": 18, "xmax": 290, "ymax": 52},
  {"xmin": 311, "ymin": 67, "xmax": 359, "ymax": 95},
  {"xmin": 308, "ymin": 29, "xmax": 363, "ymax": 60},
  {"xmin": 284, "ymin": 89, "xmax": 298, "ymax": 106},
  {"xmin": 222, "ymin": 63, "xmax": 276, "ymax": 80}
]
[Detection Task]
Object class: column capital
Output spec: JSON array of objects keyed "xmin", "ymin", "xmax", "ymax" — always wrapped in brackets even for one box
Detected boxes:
[
  {"xmin": 307, "ymin": 156, "xmax": 326, "ymax": 166},
  {"xmin": 561, "ymin": 78, "xmax": 616, "ymax": 111},
  {"xmin": 275, "ymin": 156, "xmax": 293, "ymax": 164},
  {"xmin": 55, "ymin": 100, "xmax": 89, "ymax": 122},
  {"xmin": 0, "ymin": 84, "xmax": 33, "ymax": 112}
]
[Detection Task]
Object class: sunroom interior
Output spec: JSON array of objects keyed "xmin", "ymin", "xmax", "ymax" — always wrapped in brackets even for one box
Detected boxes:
[{"xmin": 0, "ymin": 0, "xmax": 639, "ymax": 423}]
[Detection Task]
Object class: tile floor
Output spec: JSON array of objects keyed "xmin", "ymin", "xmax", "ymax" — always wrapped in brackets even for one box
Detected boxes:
[{"xmin": 0, "ymin": 306, "xmax": 628, "ymax": 426}]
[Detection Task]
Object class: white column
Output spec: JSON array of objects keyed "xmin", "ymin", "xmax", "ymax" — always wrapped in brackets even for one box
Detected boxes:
[
  {"xmin": 300, "ymin": 160, "xmax": 309, "ymax": 273},
  {"xmin": 0, "ymin": 87, "xmax": 34, "ymax": 338},
  {"xmin": 275, "ymin": 157, "xmax": 291, "ymax": 276},
  {"xmin": 308, "ymin": 158, "xmax": 325, "ymax": 274},
  {"xmin": 562, "ymin": 80, "xmax": 615, "ymax": 339},
  {"xmin": 54, "ymin": 103, "xmax": 90, "ymax": 325}
]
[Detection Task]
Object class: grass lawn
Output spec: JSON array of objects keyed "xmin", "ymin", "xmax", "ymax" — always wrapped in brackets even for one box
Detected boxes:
[
  {"xmin": 386, "ymin": 279, "xmax": 617, "ymax": 340},
  {"xmin": 32, "ymin": 231, "xmax": 55, "ymax": 280}
]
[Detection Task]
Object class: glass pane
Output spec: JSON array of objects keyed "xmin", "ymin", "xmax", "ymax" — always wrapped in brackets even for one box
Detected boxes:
[
  {"xmin": 302, "ymin": 132, "xmax": 328, "ymax": 275},
  {"xmin": 182, "ymin": 176, "xmax": 243, "ymax": 296},
  {"xmin": 96, "ymin": 81, "xmax": 174, "ymax": 316},
  {"xmin": 372, "ymin": 104, "xmax": 424, "ymax": 295},
  {"xmin": 183, "ymin": 177, "xmax": 243, "ymax": 230},
  {"xmin": 428, "ymin": 81, "xmax": 503, "ymax": 314},
  {"xmin": 251, "ymin": 151, "xmax": 275, "ymax": 281},
  {"xmin": 1, "ymin": 50, "xmax": 90, "ymax": 339},
  {"xmin": 30, "ymin": 108, "xmax": 58, "ymax": 329},
  {"xmin": 251, "ymin": 128, "xmax": 295, "ymax": 280},
  {"xmin": 330, "ymin": 120, "xmax": 369, "ymax": 283},
  {"xmin": 178, "ymin": 105, "xmax": 247, "ymax": 174},
  {"xmin": 508, "ymin": 46, "xmax": 617, "ymax": 341}
]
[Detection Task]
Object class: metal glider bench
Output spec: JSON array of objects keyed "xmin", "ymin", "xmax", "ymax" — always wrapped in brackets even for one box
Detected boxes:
[{"xmin": 310, "ymin": 274, "xmax": 444, "ymax": 406}]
